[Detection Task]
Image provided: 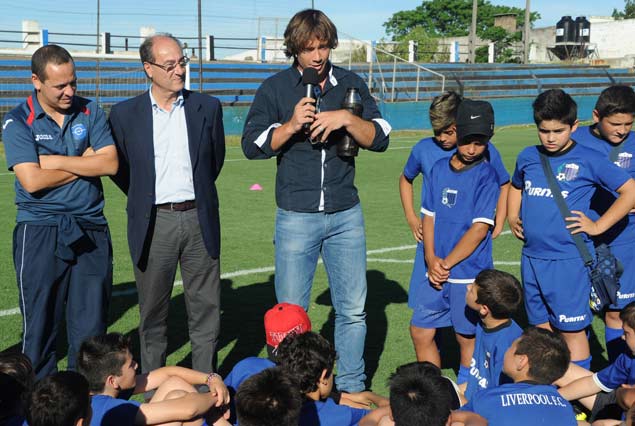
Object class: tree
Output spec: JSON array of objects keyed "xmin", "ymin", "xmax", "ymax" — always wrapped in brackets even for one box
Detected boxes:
[
  {"xmin": 383, "ymin": 0, "xmax": 540, "ymax": 39},
  {"xmin": 612, "ymin": 0, "xmax": 635, "ymax": 19},
  {"xmin": 383, "ymin": 0, "xmax": 539, "ymax": 63}
]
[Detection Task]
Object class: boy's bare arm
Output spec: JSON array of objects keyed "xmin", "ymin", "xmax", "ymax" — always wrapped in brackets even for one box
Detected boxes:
[
  {"xmin": 137, "ymin": 367, "xmax": 229, "ymax": 406},
  {"xmin": 399, "ymin": 174, "xmax": 423, "ymax": 242},
  {"xmin": 38, "ymin": 145, "xmax": 118, "ymax": 176},
  {"xmin": 358, "ymin": 406, "xmax": 392, "ymax": 426},
  {"xmin": 492, "ymin": 182, "xmax": 510, "ymax": 239},
  {"xmin": 567, "ymin": 179, "xmax": 635, "ymax": 236},
  {"xmin": 423, "ymin": 214, "xmax": 449, "ymax": 286},
  {"xmin": 340, "ymin": 391, "xmax": 389, "ymax": 408},
  {"xmin": 558, "ymin": 375, "xmax": 602, "ymax": 401},
  {"xmin": 507, "ymin": 185, "xmax": 524, "ymax": 240},
  {"xmin": 447, "ymin": 410, "xmax": 488, "ymax": 426},
  {"xmin": 136, "ymin": 391, "xmax": 218, "ymax": 425},
  {"xmin": 443, "ymin": 222, "xmax": 490, "ymax": 270}
]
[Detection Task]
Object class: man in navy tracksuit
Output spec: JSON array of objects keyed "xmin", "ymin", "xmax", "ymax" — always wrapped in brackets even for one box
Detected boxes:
[{"xmin": 2, "ymin": 45, "xmax": 118, "ymax": 379}]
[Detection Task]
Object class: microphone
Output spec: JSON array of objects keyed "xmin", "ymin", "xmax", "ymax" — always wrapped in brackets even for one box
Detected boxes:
[
  {"xmin": 302, "ymin": 68, "xmax": 321, "ymax": 132},
  {"xmin": 302, "ymin": 67, "xmax": 320, "ymax": 99}
]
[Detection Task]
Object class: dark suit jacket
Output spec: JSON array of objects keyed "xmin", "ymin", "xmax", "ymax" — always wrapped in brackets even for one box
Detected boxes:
[{"xmin": 109, "ymin": 89, "xmax": 225, "ymax": 267}]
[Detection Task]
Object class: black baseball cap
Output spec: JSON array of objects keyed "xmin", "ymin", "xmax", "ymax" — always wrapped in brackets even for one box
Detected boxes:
[{"xmin": 456, "ymin": 99, "xmax": 495, "ymax": 141}]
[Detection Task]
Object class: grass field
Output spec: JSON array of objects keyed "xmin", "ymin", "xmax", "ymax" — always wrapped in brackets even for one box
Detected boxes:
[{"xmin": 0, "ymin": 126, "xmax": 610, "ymax": 395}]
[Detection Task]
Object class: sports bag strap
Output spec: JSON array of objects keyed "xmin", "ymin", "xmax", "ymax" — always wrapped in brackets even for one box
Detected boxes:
[{"xmin": 538, "ymin": 152, "xmax": 594, "ymax": 266}]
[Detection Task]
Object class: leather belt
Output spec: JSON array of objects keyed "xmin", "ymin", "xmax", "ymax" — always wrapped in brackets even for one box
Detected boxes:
[{"xmin": 156, "ymin": 200, "xmax": 196, "ymax": 211}]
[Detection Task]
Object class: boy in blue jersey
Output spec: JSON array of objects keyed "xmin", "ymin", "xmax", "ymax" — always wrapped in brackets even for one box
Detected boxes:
[
  {"xmin": 365, "ymin": 362, "xmax": 487, "ymax": 426},
  {"xmin": 25, "ymin": 371, "xmax": 92, "ymax": 426},
  {"xmin": 507, "ymin": 89, "xmax": 635, "ymax": 370},
  {"xmin": 572, "ymin": 85, "xmax": 635, "ymax": 361},
  {"xmin": 233, "ymin": 367, "xmax": 303, "ymax": 426},
  {"xmin": 274, "ymin": 331, "xmax": 387, "ymax": 426},
  {"xmin": 417, "ymin": 99, "xmax": 502, "ymax": 384},
  {"xmin": 0, "ymin": 353, "xmax": 34, "ymax": 426},
  {"xmin": 462, "ymin": 269, "xmax": 523, "ymax": 400},
  {"xmin": 400, "ymin": 92, "xmax": 510, "ymax": 366},
  {"xmin": 559, "ymin": 302, "xmax": 635, "ymax": 422},
  {"xmin": 461, "ymin": 327, "xmax": 577, "ymax": 426},
  {"xmin": 77, "ymin": 333, "xmax": 229, "ymax": 426}
]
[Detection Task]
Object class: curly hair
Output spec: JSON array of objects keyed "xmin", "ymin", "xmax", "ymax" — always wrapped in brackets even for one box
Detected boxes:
[{"xmin": 275, "ymin": 331, "xmax": 336, "ymax": 394}]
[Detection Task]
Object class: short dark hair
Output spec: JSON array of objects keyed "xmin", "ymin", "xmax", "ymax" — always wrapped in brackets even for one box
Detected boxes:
[
  {"xmin": 474, "ymin": 269, "xmax": 523, "ymax": 319},
  {"xmin": 533, "ymin": 89, "xmax": 577, "ymax": 126},
  {"xmin": 236, "ymin": 367, "xmax": 303, "ymax": 426},
  {"xmin": 77, "ymin": 333, "xmax": 131, "ymax": 393},
  {"xmin": 31, "ymin": 45, "xmax": 74, "ymax": 82},
  {"xmin": 139, "ymin": 33, "xmax": 183, "ymax": 64},
  {"xmin": 514, "ymin": 327, "xmax": 570, "ymax": 384},
  {"xmin": 275, "ymin": 331, "xmax": 336, "ymax": 394},
  {"xmin": 283, "ymin": 9, "xmax": 338, "ymax": 58},
  {"xmin": 25, "ymin": 371, "xmax": 90, "ymax": 426},
  {"xmin": 430, "ymin": 91, "xmax": 463, "ymax": 133},
  {"xmin": 0, "ymin": 352, "xmax": 34, "ymax": 420},
  {"xmin": 389, "ymin": 362, "xmax": 453, "ymax": 426},
  {"xmin": 594, "ymin": 85, "xmax": 635, "ymax": 119},
  {"xmin": 620, "ymin": 301, "xmax": 635, "ymax": 330}
]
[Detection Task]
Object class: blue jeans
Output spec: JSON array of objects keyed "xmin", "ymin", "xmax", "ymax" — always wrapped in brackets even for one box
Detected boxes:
[{"xmin": 274, "ymin": 203, "xmax": 367, "ymax": 392}]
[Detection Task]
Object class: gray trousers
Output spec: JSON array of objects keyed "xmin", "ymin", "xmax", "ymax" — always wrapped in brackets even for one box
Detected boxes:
[{"xmin": 134, "ymin": 208, "xmax": 220, "ymax": 374}]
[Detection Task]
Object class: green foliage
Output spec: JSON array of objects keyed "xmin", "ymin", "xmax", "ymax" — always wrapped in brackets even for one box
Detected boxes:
[
  {"xmin": 612, "ymin": 0, "xmax": 635, "ymax": 19},
  {"xmin": 384, "ymin": 0, "xmax": 539, "ymax": 39}
]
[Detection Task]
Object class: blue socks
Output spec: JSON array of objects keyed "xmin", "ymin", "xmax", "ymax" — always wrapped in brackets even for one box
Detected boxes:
[
  {"xmin": 572, "ymin": 356, "xmax": 592, "ymax": 370},
  {"xmin": 457, "ymin": 364, "xmax": 470, "ymax": 384},
  {"xmin": 605, "ymin": 326, "xmax": 626, "ymax": 362}
]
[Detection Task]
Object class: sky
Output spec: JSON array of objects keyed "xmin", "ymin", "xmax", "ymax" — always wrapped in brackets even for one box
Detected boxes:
[{"xmin": 0, "ymin": 0, "xmax": 628, "ymax": 54}]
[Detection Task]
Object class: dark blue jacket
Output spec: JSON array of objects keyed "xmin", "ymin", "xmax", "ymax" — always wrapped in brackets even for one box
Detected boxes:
[{"xmin": 109, "ymin": 89, "xmax": 225, "ymax": 266}]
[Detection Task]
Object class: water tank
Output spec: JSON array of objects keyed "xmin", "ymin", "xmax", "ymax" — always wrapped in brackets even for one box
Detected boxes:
[
  {"xmin": 556, "ymin": 16, "xmax": 575, "ymax": 43},
  {"xmin": 575, "ymin": 16, "xmax": 591, "ymax": 43}
]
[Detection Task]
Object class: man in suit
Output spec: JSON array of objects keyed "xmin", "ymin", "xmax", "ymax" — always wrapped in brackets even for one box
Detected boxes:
[{"xmin": 109, "ymin": 33, "xmax": 225, "ymax": 375}]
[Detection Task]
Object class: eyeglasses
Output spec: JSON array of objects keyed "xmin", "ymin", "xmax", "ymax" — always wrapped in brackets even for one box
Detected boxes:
[{"xmin": 146, "ymin": 56, "xmax": 190, "ymax": 73}]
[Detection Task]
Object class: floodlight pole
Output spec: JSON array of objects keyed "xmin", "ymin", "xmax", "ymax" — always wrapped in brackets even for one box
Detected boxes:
[
  {"xmin": 468, "ymin": 0, "xmax": 477, "ymax": 63},
  {"xmin": 198, "ymin": 0, "xmax": 203, "ymax": 92},
  {"xmin": 523, "ymin": 0, "xmax": 531, "ymax": 64}
]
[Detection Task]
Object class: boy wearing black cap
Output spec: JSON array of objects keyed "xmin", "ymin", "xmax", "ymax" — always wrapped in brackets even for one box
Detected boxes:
[
  {"xmin": 416, "ymin": 99, "xmax": 501, "ymax": 385},
  {"xmin": 399, "ymin": 93, "xmax": 510, "ymax": 366}
]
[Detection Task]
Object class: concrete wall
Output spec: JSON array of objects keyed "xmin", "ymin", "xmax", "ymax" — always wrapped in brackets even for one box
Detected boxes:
[
  {"xmin": 529, "ymin": 17, "xmax": 635, "ymax": 66},
  {"xmin": 221, "ymin": 95, "xmax": 598, "ymax": 135}
]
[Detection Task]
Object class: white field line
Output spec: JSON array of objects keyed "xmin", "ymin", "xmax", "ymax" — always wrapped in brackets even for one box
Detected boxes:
[{"xmin": 0, "ymin": 239, "xmax": 520, "ymax": 318}]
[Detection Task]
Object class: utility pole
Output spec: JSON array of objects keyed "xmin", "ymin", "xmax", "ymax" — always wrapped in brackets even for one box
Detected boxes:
[
  {"xmin": 523, "ymin": 0, "xmax": 531, "ymax": 63},
  {"xmin": 468, "ymin": 0, "xmax": 478, "ymax": 63}
]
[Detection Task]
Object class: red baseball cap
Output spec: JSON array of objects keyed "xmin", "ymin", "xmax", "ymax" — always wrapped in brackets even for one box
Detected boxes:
[{"xmin": 264, "ymin": 303, "xmax": 312, "ymax": 348}]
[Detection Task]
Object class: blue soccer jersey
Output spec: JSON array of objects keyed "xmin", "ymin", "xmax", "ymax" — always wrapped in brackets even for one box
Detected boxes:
[
  {"xmin": 465, "ymin": 319, "xmax": 523, "ymax": 400},
  {"xmin": 461, "ymin": 382, "xmax": 577, "ymax": 426},
  {"xmin": 403, "ymin": 137, "xmax": 509, "ymax": 204},
  {"xmin": 421, "ymin": 157, "xmax": 500, "ymax": 282},
  {"xmin": 593, "ymin": 352, "xmax": 635, "ymax": 391},
  {"xmin": 90, "ymin": 394, "xmax": 141, "ymax": 426},
  {"xmin": 573, "ymin": 125, "xmax": 635, "ymax": 246},
  {"xmin": 511, "ymin": 143, "xmax": 631, "ymax": 259},
  {"xmin": 2, "ymin": 91, "xmax": 114, "ymax": 224},
  {"xmin": 299, "ymin": 398, "xmax": 369, "ymax": 426}
]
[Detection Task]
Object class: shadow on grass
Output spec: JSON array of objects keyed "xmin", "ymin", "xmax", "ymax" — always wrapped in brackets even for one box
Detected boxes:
[
  {"xmin": 216, "ymin": 275, "xmax": 277, "ymax": 376},
  {"xmin": 315, "ymin": 269, "xmax": 408, "ymax": 389}
]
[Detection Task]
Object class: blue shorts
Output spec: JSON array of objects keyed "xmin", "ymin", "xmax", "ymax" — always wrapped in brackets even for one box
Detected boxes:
[
  {"xmin": 610, "ymin": 243, "xmax": 635, "ymax": 310},
  {"xmin": 410, "ymin": 274, "xmax": 478, "ymax": 336},
  {"xmin": 522, "ymin": 254, "xmax": 592, "ymax": 331},
  {"xmin": 407, "ymin": 242, "xmax": 427, "ymax": 309}
]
